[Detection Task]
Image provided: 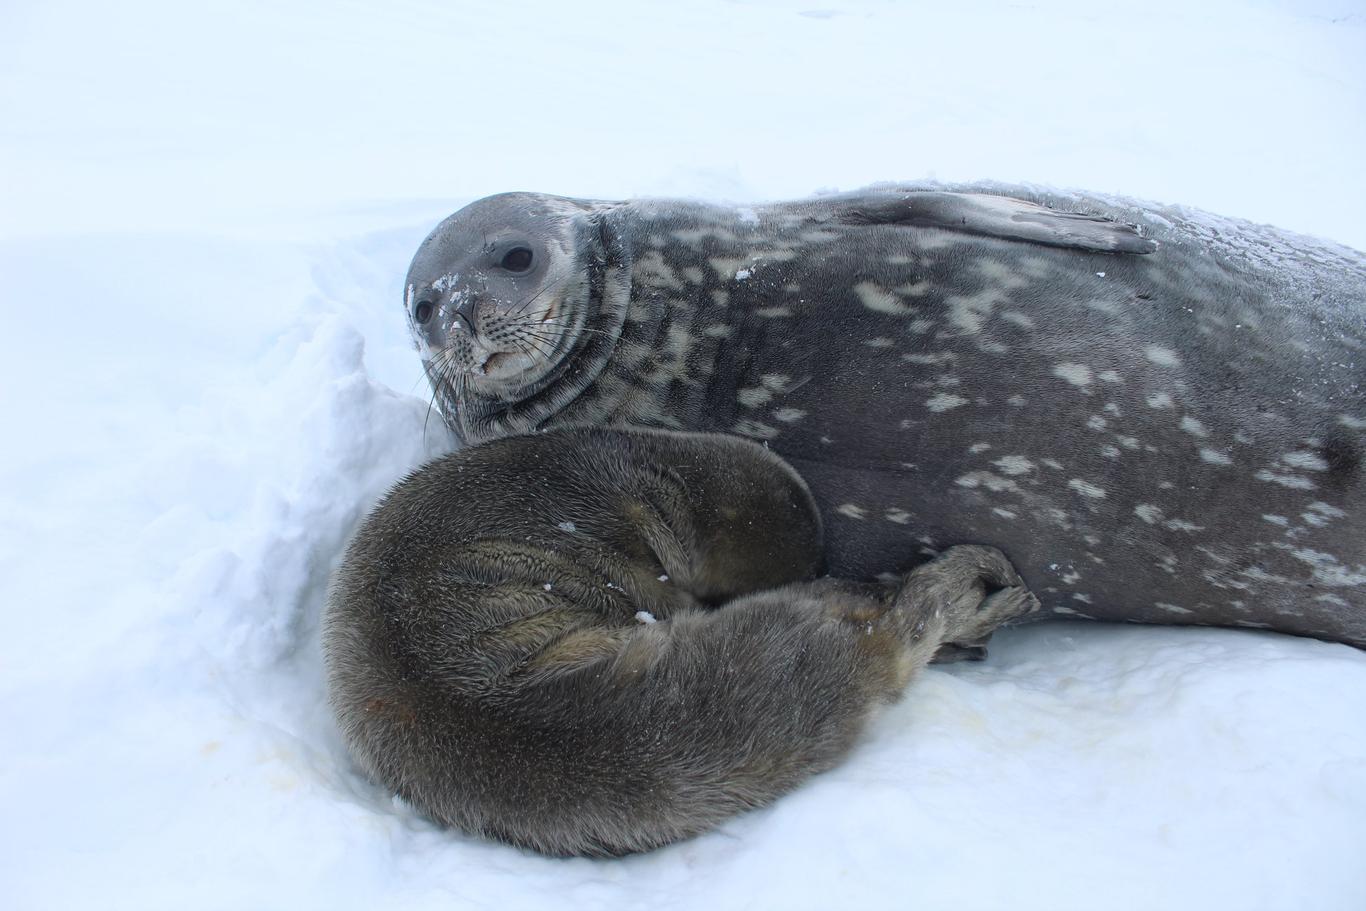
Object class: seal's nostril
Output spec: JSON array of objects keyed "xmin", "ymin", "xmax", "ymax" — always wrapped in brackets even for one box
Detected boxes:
[{"xmin": 451, "ymin": 296, "xmax": 479, "ymax": 334}]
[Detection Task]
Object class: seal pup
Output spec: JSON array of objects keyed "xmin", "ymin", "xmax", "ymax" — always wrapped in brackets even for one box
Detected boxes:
[
  {"xmin": 404, "ymin": 184, "xmax": 1366, "ymax": 646},
  {"xmin": 324, "ymin": 427, "xmax": 1038, "ymax": 856}
]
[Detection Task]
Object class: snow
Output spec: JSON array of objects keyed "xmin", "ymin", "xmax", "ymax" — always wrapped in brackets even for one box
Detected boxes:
[{"xmin": 2, "ymin": 0, "xmax": 1365, "ymax": 909}]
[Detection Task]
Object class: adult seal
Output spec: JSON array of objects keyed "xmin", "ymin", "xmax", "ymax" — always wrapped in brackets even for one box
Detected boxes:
[
  {"xmin": 325, "ymin": 427, "xmax": 1039, "ymax": 855},
  {"xmin": 402, "ymin": 183, "xmax": 1366, "ymax": 646}
]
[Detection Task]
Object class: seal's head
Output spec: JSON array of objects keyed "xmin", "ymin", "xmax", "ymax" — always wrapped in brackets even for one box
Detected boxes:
[{"xmin": 405, "ymin": 192, "xmax": 626, "ymax": 438}]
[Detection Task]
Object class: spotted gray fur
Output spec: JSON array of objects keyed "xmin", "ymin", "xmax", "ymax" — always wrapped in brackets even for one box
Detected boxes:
[{"xmin": 404, "ymin": 182, "xmax": 1366, "ymax": 646}]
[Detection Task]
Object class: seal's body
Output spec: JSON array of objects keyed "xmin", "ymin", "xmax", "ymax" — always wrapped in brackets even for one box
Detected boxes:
[
  {"xmin": 324, "ymin": 427, "xmax": 1037, "ymax": 855},
  {"xmin": 405, "ymin": 184, "xmax": 1366, "ymax": 646}
]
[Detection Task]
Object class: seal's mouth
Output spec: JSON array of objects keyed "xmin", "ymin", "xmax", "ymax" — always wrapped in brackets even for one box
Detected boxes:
[
  {"xmin": 460, "ymin": 297, "xmax": 569, "ymax": 383},
  {"xmin": 473, "ymin": 351, "xmax": 519, "ymax": 377}
]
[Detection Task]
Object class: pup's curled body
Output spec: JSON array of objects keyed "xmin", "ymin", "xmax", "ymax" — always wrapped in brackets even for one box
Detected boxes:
[{"xmin": 324, "ymin": 427, "xmax": 1036, "ymax": 856}]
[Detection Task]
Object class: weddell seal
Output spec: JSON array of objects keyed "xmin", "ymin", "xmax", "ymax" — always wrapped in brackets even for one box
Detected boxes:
[
  {"xmin": 325, "ymin": 427, "xmax": 1039, "ymax": 855},
  {"xmin": 400, "ymin": 183, "xmax": 1366, "ymax": 646}
]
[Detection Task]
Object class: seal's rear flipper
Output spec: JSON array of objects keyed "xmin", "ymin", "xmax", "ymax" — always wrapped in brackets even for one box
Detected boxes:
[{"xmin": 833, "ymin": 191, "xmax": 1158, "ymax": 254}]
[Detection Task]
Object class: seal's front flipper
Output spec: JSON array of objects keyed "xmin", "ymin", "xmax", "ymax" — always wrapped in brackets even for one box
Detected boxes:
[
  {"xmin": 892, "ymin": 545, "xmax": 1041, "ymax": 648},
  {"xmin": 833, "ymin": 191, "xmax": 1158, "ymax": 254}
]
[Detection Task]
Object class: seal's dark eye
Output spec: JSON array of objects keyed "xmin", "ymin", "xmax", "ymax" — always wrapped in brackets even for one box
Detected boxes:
[
  {"xmin": 500, "ymin": 246, "xmax": 534, "ymax": 273},
  {"xmin": 414, "ymin": 300, "xmax": 434, "ymax": 324}
]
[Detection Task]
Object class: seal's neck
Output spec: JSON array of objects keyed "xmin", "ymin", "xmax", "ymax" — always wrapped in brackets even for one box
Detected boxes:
[{"xmin": 542, "ymin": 202, "xmax": 757, "ymax": 435}]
